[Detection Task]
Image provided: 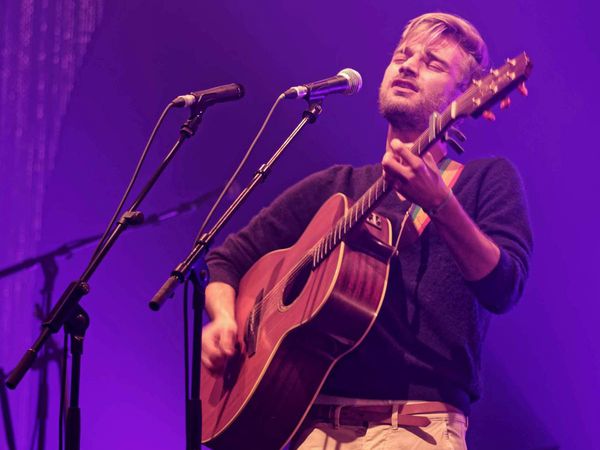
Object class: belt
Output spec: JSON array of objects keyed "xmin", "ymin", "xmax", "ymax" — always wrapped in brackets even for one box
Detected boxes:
[{"xmin": 306, "ymin": 401, "xmax": 463, "ymax": 428}]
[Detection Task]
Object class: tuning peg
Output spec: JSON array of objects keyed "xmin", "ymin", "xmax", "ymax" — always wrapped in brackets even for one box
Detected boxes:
[
  {"xmin": 500, "ymin": 97, "xmax": 511, "ymax": 109},
  {"xmin": 482, "ymin": 110, "xmax": 496, "ymax": 121},
  {"xmin": 518, "ymin": 81, "xmax": 528, "ymax": 96}
]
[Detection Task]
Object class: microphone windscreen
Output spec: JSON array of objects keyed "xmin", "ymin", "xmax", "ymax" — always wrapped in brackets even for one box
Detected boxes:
[{"xmin": 338, "ymin": 68, "xmax": 362, "ymax": 95}]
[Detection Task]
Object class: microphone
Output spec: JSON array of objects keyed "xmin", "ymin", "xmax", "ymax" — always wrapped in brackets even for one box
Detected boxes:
[
  {"xmin": 283, "ymin": 68, "xmax": 362, "ymax": 100},
  {"xmin": 172, "ymin": 83, "xmax": 245, "ymax": 108}
]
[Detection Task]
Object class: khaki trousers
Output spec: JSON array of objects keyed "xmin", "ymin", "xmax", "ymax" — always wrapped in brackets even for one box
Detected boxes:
[{"xmin": 289, "ymin": 399, "xmax": 468, "ymax": 450}]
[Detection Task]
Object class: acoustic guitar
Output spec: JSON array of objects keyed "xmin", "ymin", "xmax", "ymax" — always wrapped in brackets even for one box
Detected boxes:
[{"xmin": 200, "ymin": 52, "xmax": 532, "ymax": 450}]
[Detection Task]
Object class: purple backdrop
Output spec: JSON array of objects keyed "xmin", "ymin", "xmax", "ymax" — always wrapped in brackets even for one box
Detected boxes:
[{"xmin": 1, "ymin": 1, "xmax": 598, "ymax": 449}]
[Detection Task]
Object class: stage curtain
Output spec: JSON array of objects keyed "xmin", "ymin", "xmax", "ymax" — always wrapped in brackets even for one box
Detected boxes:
[{"xmin": 0, "ymin": 1, "xmax": 104, "ymax": 447}]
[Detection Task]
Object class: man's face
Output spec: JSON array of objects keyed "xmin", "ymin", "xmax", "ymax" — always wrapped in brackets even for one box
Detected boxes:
[{"xmin": 378, "ymin": 34, "xmax": 468, "ymax": 133}]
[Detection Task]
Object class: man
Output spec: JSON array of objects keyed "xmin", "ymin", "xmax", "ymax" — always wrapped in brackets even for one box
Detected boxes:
[{"xmin": 201, "ymin": 12, "xmax": 532, "ymax": 449}]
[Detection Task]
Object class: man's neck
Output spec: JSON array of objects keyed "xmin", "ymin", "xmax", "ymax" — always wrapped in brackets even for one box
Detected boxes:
[{"xmin": 385, "ymin": 125, "xmax": 448, "ymax": 163}]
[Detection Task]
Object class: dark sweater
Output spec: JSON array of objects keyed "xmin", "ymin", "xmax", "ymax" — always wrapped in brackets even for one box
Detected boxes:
[{"xmin": 206, "ymin": 158, "xmax": 532, "ymax": 414}]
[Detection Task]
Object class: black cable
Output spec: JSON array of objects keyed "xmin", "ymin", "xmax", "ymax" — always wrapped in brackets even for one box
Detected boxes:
[
  {"xmin": 0, "ymin": 368, "xmax": 17, "ymax": 450},
  {"xmin": 183, "ymin": 278, "xmax": 190, "ymax": 449},
  {"xmin": 179, "ymin": 94, "xmax": 285, "ymax": 448},
  {"xmin": 58, "ymin": 332, "xmax": 68, "ymax": 450},
  {"xmin": 192, "ymin": 94, "xmax": 285, "ymax": 245},
  {"xmin": 180, "ymin": 94, "xmax": 285, "ymax": 445},
  {"xmin": 56, "ymin": 101, "xmax": 176, "ymax": 450},
  {"xmin": 29, "ymin": 418, "xmax": 38, "ymax": 450},
  {"xmin": 90, "ymin": 102, "xmax": 175, "ymax": 261}
]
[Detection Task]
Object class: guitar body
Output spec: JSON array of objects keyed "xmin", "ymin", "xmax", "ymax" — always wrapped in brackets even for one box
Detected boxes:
[{"xmin": 200, "ymin": 193, "xmax": 393, "ymax": 449}]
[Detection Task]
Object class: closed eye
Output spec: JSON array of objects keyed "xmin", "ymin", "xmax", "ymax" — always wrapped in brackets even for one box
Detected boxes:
[
  {"xmin": 425, "ymin": 51, "xmax": 450, "ymax": 72},
  {"xmin": 427, "ymin": 61, "xmax": 446, "ymax": 72},
  {"xmin": 392, "ymin": 53, "xmax": 407, "ymax": 64}
]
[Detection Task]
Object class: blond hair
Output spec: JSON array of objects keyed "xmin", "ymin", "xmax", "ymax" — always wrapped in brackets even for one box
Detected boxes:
[{"xmin": 400, "ymin": 12, "xmax": 490, "ymax": 88}]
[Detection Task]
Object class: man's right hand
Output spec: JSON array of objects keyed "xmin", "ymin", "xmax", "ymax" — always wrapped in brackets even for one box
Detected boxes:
[
  {"xmin": 201, "ymin": 281, "xmax": 238, "ymax": 373},
  {"xmin": 201, "ymin": 316, "xmax": 238, "ymax": 372}
]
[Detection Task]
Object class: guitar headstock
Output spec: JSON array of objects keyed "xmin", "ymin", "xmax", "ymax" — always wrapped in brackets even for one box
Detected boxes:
[{"xmin": 452, "ymin": 52, "xmax": 533, "ymax": 120}]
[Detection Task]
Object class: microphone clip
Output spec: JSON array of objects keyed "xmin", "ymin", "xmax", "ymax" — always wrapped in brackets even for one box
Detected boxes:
[{"xmin": 302, "ymin": 100, "xmax": 323, "ymax": 124}]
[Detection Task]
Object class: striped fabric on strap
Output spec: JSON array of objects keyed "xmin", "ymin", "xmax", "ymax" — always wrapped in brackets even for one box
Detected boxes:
[{"xmin": 409, "ymin": 158, "xmax": 464, "ymax": 236}]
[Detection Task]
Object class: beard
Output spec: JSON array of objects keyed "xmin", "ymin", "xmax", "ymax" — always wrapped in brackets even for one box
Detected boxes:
[{"xmin": 378, "ymin": 86, "xmax": 451, "ymax": 133}]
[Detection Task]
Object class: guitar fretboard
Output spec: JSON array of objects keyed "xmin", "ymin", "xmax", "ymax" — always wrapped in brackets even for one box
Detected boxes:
[
  {"xmin": 311, "ymin": 176, "xmax": 388, "ymax": 266},
  {"xmin": 309, "ymin": 112, "xmax": 450, "ymax": 267}
]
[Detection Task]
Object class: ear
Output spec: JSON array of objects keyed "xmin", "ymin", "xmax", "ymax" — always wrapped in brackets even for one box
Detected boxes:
[
  {"xmin": 456, "ymin": 78, "xmax": 469, "ymax": 93},
  {"xmin": 456, "ymin": 67, "xmax": 472, "ymax": 92},
  {"xmin": 457, "ymin": 55, "xmax": 479, "ymax": 92}
]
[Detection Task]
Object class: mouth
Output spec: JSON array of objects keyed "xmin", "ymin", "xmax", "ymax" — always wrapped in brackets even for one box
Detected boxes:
[{"xmin": 391, "ymin": 79, "xmax": 418, "ymax": 92}]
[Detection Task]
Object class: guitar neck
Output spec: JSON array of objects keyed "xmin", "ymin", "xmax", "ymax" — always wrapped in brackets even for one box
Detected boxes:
[
  {"xmin": 311, "ymin": 112, "xmax": 454, "ymax": 267},
  {"xmin": 312, "ymin": 51, "xmax": 534, "ymax": 267}
]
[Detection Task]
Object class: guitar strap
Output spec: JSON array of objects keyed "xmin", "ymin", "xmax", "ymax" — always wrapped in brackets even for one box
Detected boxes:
[
  {"xmin": 393, "ymin": 157, "xmax": 464, "ymax": 252},
  {"xmin": 409, "ymin": 157, "xmax": 464, "ymax": 235}
]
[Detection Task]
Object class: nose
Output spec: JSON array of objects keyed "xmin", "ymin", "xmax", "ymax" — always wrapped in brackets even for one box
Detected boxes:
[{"xmin": 398, "ymin": 54, "xmax": 419, "ymax": 77}]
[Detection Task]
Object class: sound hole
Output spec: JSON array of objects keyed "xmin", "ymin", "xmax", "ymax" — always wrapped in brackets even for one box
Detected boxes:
[{"xmin": 281, "ymin": 259, "xmax": 312, "ymax": 307}]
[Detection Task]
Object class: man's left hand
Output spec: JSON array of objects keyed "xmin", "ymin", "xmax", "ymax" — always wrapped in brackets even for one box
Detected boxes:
[{"xmin": 382, "ymin": 138, "xmax": 450, "ymax": 211}]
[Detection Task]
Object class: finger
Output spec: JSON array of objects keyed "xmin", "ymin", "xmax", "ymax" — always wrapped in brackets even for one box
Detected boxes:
[
  {"xmin": 202, "ymin": 331, "xmax": 219, "ymax": 355},
  {"xmin": 220, "ymin": 328, "xmax": 237, "ymax": 356},
  {"xmin": 389, "ymin": 137, "xmax": 411, "ymax": 152},
  {"xmin": 391, "ymin": 140, "xmax": 421, "ymax": 169},
  {"xmin": 206, "ymin": 343, "xmax": 227, "ymax": 371},
  {"xmin": 201, "ymin": 352, "xmax": 216, "ymax": 370},
  {"xmin": 388, "ymin": 138, "xmax": 413, "ymax": 162},
  {"xmin": 382, "ymin": 151, "xmax": 411, "ymax": 181},
  {"xmin": 205, "ymin": 356, "xmax": 226, "ymax": 374},
  {"xmin": 201, "ymin": 341, "xmax": 221, "ymax": 370},
  {"xmin": 203, "ymin": 339, "xmax": 224, "ymax": 369},
  {"xmin": 381, "ymin": 152, "xmax": 395, "ymax": 179},
  {"xmin": 423, "ymin": 153, "xmax": 439, "ymax": 172}
]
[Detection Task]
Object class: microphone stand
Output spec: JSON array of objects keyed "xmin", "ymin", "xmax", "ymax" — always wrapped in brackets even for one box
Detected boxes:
[
  {"xmin": 63, "ymin": 305, "xmax": 89, "ymax": 450},
  {"xmin": 0, "ymin": 368, "xmax": 17, "ymax": 450},
  {"xmin": 0, "ymin": 187, "xmax": 220, "ymax": 450},
  {"xmin": 186, "ymin": 266, "xmax": 208, "ymax": 450},
  {"xmin": 149, "ymin": 99, "xmax": 323, "ymax": 450},
  {"xmin": 32, "ymin": 256, "xmax": 62, "ymax": 450},
  {"xmin": 4, "ymin": 102, "xmax": 213, "ymax": 450}
]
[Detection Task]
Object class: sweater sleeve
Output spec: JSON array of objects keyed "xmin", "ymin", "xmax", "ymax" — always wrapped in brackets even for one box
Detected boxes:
[
  {"xmin": 465, "ymin": 158, "xmax": 533, "ymax": 314},
  {"xmin": 205, "ymin": 165, "xmax": 350, "ymax": 292}
]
